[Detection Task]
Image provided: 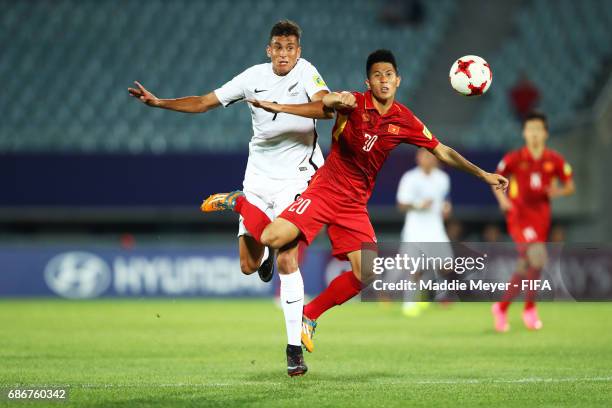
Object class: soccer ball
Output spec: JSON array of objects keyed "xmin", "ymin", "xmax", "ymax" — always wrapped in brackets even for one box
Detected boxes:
[{"xmin": 449, "ymin": 55, "xmax": 492, "ymax": 96}]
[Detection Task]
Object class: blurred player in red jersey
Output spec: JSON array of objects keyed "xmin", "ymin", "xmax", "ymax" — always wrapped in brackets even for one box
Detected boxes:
[
  {"xmin": 202, "ymin": 50, "xmax": 508, "ymax": 372},
  {"xmin": 491, "ymin": 111, "xmax": 575, "ymax": 332}
]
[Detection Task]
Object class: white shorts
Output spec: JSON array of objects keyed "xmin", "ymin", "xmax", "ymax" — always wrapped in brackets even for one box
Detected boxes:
[{"xmin": 237, "ymin": 176, "xmax": 310, "ymax": 237}]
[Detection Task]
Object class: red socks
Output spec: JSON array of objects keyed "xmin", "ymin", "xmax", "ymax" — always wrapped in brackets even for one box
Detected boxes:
[
  {"xmin": 234, "ymin": 196, "xmax": 271, "ymax": 243},
  {"xmin": 524, "ymin": 267, "xmax": 541, "ymax": 309},
  {"xmin": 499, "ymin": 267, "xmax": 541, "ymax": 312},
  {"xmin": 499, "ymin": 273, "xmax": 522, "ymax": 312},
  {"xmin": 304, "ymin": 271, "xmax": 362, "ymax": 320}
]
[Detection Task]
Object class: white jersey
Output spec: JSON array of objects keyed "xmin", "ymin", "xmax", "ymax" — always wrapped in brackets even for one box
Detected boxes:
[
  {"xmin": 397, "ymin": 167, "xmax": 450, "ymax": 242},
  {"xmin": 214, "ymin": 58, "xmax": 328, "ymax": 184}
]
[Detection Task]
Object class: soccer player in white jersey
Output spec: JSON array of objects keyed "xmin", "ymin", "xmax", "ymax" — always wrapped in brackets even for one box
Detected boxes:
[
  {"xmin": 396, "ymin": 148, "xmax": 452, "ymax": 316},
  {"xmin": 128, "ymin": 20, "xmax": 330, "ymax": 376}
]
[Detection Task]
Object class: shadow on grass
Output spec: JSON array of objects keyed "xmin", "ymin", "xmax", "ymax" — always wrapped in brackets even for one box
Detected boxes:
[
  {"xmin": 82, "ymin": 391, "xmax": 268, "ymax": 408},
  {"xmin": 81, "ymin": 370, "xmax": 405, "ymax": 408},
  {"xmin": 242, "ymin": 368, "xmax": 402, "ymax": 384}
]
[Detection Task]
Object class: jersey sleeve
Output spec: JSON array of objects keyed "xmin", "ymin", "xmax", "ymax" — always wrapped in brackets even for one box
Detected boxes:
[
  {"xmin": 214, "ymin": 68, "xmax": 250, "ymax": 107},
  {"xmin": 496, "ymin": 152, "xmax": 515, "ymax": 178},
  {"xmin": 332, "ymin": 91, "xmax": 363, "ymax": 125},
  {"xmin": 401, "ymin": 112, "xmax": 440, "ymax": 150},
  {"xmin": 301, "ymin": 62, "xmax": 330, "ymax": 99},
  {"xmin": 396, "ymin": 172, "xmax": 416, "ymax": 204},
  {"xmin": 554, "ymin": 154, "xmax": 573, "ymax": 183}
]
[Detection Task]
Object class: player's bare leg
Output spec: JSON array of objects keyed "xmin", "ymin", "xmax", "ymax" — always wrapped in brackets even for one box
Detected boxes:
[
  {"xmin": 347, "ymin": 250, "xmax": 362, "ymax": 280},
  {"xmin": 202, "ymin": 191, "xmax": 273, "ymax": 282},
  {"xmin": 238, "ymin": 235, "xmax": 264, "ymax": 275},
  {"xmin": 260, "ymin": 218, "xmax": 301, "ymax": 249},
  {"xmin": 202, "ymin": 191, "xmax": 300, "ymax": 248},
  {"xmin": 238, "ymin": 235, "xmax": 275, "ymax": 282}
]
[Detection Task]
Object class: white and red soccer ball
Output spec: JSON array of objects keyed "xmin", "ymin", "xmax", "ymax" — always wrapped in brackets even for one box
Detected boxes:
[{"xmin": 449, "ymin": 55, "xmax": 492, "ymax": 96}]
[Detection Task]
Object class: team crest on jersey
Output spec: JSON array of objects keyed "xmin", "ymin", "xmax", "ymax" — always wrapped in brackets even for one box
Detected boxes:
[
  {"xmin": 287, "ymin": 81, "xmax": 299, "ymax": 96},
  {"xmin": 362, "ymin": 113, "xmax": 370, "ymax": 122},
  {"xmin": 519, "ymin": 161, "xmax": 529, "ymax": 170},
  {"xmin": 388, "ymin": 124, "xmax": 400, "ymax": 135},
  {"xmin": 543, "ymin": 161, "xmax": 555, "ymax": 172},
  {"xmin": 313, "ymin": 74, "xmax": 326, "ymax": 87},
  {"xmin": 422, "ymin": 126, "xmax": 432, "ymax": 140}
]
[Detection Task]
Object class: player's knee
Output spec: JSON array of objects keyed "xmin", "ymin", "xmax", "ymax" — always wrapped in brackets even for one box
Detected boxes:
[
  {"xmin": 351, "ymin": 266, "xmax": 362, "ymax": 282},
  {"xmin": 514, "ymin": 258, "xmax": 528, "ymax": 276},
  {"xmin": 239, "ymin": 257, "xmax": 259, "ymax": 275},
  {"xmin": 276, "ymin": 252, "xmax": 298, "ymax": 273},
  {"xmin": 259, "ymin": 229, "xmax": 274, "ymax": 247},
  {"xmin": 261, "ymin": 228, "xmax": 281, "ymax": 249},
  {"xmin": 529, "ymin": 255, "xmax": 547, "ymax": 270},
  {"xmin": 527, "ymin": 244, "xmax": 548, "ymax": 269}
]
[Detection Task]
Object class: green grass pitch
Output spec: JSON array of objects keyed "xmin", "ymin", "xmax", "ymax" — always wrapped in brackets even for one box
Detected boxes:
[{"xmin": 1, "ymin": 300, "xmax": 611, "ymax": 407}]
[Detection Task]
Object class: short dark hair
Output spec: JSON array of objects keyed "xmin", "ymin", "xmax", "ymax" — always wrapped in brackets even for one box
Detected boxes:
[
  {"xmin": 366, "ymin": 49, "xmax": 398, "ymax": 76},
  {"xmin": 523, "ymin": 111, "xmax": 548, "ymax": 130},
  {"xmin": 269, "ymin": 20, "xmax": 301, "ymax": 44}
]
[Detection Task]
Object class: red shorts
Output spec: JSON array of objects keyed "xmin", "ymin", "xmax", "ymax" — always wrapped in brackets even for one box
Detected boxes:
[
  {"xmin": 506, "ymin": 209, "xmax": 550, "ymax": 257},
  {"xmin": 279, "ymin": 184, "xmax": 376, "ymax": 260}
]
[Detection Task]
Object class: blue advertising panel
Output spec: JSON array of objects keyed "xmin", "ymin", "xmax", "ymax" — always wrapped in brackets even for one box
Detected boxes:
[{"xmin": 0, "ymin": 245, "xmax": 343, "ymax": 298}]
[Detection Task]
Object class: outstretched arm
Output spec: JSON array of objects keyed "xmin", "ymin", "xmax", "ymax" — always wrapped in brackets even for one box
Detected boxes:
[
  {"xmin": 248, "ymin": 99, "xmax": 331, "ymax": 119},
  {"xmin": 247, "ymin": 91, "xmax": 356, "ymax": 119},
  {"xmin": 128, "ymin": 81, "xmax": 221, "ymax": 113},
  {"xmin": 432, "ymin": 143, "xmax": 508, "ymax": 190}
]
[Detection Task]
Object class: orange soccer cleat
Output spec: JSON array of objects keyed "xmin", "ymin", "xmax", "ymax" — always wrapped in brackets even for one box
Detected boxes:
[
  {"xmin": 301, "ymin": 315, "xmax": 317, "ymax": 353},
  {"xmin": 200, "ymin": 191, "xmax": 244, "ymax": 212}
]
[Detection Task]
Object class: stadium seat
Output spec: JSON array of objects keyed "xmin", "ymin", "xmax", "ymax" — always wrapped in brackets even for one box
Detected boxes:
[
  {"xmin": 0, "ymin": 0, "xmax": 456, "ymax": 153},
  {"xmin": 463, "ymin": 0, "xmax": 612, "ymax": 147}
]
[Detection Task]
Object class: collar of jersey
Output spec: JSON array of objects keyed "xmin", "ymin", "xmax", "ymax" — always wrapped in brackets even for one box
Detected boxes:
[
  {"xmin": 364, "ymin": 90, "xmax": 400, "ymax": 116},
  {"xmin": 520, "ymin": 146, "xmax": 549, "ymax": 161}
]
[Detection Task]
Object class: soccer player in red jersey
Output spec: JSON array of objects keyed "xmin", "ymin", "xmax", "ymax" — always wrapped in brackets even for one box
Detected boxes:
[
  {"xmin": 202, "ymin": 50, "xmax": 508, "ymax": 374},
  {"xmin": 491, "ymin": 111, "xmax": 575, "ymax": 332}
]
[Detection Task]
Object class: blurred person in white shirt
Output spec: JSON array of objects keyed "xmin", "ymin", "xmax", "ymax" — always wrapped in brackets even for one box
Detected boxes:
[{"xmin": 396, "ymin": 148, "xmax": 452, "ymax": 316}]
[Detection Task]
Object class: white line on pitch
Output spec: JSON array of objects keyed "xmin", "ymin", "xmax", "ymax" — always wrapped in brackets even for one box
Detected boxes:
[{"xmin": 3, "ymin": 376, "xmax": 612, "ymax": 388}]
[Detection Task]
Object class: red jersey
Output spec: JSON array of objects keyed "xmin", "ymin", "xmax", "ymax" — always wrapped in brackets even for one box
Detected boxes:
[
  {"xmin": 496, "ymin": 146, "xmax": 572, "ymax": 243},
  {"xmin": 315, "ymin": 91, "xmax": 439, "ymax": 204}
]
